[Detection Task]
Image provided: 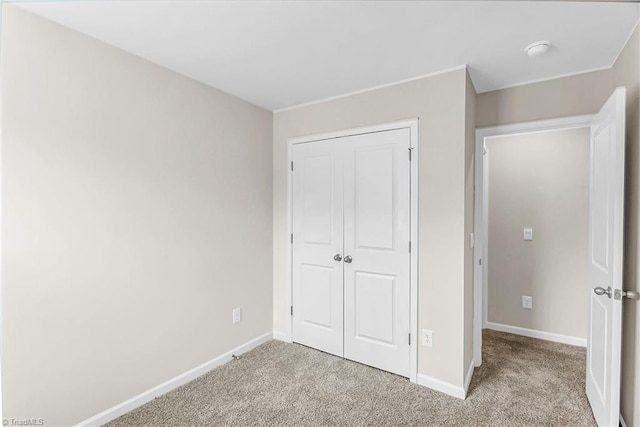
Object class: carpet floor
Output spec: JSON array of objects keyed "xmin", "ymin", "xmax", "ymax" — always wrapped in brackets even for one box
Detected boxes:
[{"xmin": 106, "ymin": 330, "xmax": 596, "ymax": 426}]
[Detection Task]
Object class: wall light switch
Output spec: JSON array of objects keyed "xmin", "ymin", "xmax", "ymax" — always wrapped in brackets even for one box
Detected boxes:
[
  {"xmin": 233, "ymin": 308, "xmax": 242, "ymax": 324},
  {"xmin": 523, "ymin": 228, "xmax": 533, "ymax": 241},
  {"xmin": 522, "ymin": 296, "xmax": 533, "ymax": 310}
]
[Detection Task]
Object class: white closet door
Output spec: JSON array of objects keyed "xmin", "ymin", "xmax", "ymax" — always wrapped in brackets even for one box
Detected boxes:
[
  {"xmin": 291, "ymin": 140, "xmax": 344, "ymax": 357},
  {"xmin": 343, "ymin": 129, "xmax": 411, "ymax": 377}
]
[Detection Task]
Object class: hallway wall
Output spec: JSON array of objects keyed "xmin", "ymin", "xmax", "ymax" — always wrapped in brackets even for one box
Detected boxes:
[{"xmin": 485, "ymin": 128, "xmax": 590, "ymax": 340}]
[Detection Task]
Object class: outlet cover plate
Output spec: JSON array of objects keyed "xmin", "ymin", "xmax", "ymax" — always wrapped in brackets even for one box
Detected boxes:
[
  {"xmin": 422, "ymin": 329, "xmax": 433, "ymax": 347},
  {"xmin": 522, "ymin": 296, "xmax": 533, "ymax": 309}
]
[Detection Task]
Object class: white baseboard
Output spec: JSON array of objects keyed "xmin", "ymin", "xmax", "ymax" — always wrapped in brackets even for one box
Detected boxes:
[
  {"xmin": 485, "ymin": 322, "xmax": 586, "ymax": 347},
  {"xmin": 76, "ymin": 331, "xmax": 273, "ymax": 427},
  {"xmin": 272, "ymin": 330, "xmax": 290, "ymax": 342},
  {"xmin": 416, "ymin": 373, "xmax": 466, "ymax": 400},
  {"xmin": 464, "ymin": 359, "xmax": 474, "ymax": 396},
  {"xmin": 620, "ymin": 413, "xmax": 627, "ymax": 427}
]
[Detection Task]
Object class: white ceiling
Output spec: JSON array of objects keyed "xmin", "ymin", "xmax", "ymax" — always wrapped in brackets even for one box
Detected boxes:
[{"xmin": 13, "ymin": 1, "xmax": 640, "ymax": 111}]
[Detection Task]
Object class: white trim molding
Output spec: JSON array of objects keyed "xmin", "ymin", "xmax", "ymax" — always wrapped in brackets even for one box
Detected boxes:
[
  {"xmin": 473, "ymin": 114, "xmax": 595, "ymax": 367},
  {"xmin": 272, "ymin": 330, "xmax": 290, "ymax": 343},
  {"xmin": 480, "ymin": 66, "xmax": 611, "ymax": 95},
  {"xmin": 485, "ymin": 322, "xmax": 587, "ymax": 348},
  {"xmin": 416, "ymin": 359, "xmax": 475, "ymax": 401},
  {"xmin": 274, "ymin": 65, "xmax": 466, "ymax": 113},
  {"xmin": 286, "ymin": 119, "xmax": 420, "ymax": 384},
  {"xmin": 417, "ymin": 374, "xmax": 466, "ymax": 400},
  {"xmin": 76, "ymin": 332, "xmax": 273, "ymax": 427},
  {"xmin": 476, "ymin": 114, "xmax": 595, "ymax": 137}
]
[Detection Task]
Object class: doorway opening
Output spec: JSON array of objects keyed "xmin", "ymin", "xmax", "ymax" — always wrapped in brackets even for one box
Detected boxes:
[
  {"xmin": 473, "ymin": 87, "xmax": 627, "ymax": 427},
  {"xmin": 473, "ymin": 114, "xmax": 594, "ymax": 367},
  {"xmin": 481, "ymin": 125, "xmax": 591, "ymax": 347}
]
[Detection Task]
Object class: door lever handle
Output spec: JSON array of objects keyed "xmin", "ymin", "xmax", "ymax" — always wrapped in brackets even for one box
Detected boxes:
[
  {"xmin": 594, "ymin": 286, "xmax": 612, "ymax": 298},
  {"xmin": 333, "ymin": 254, "xmax": 342, "ymax": 262}
]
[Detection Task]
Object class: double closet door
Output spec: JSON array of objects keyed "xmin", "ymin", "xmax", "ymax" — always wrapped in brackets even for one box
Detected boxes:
[{"xmin": 291, "ymin": 128, "xmax": 411, "ymax": 378}]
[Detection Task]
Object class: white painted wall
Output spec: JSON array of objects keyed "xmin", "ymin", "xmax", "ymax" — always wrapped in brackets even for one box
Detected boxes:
[
  {"xmin": 485, "ymin": 128, "xmax": 590, "ymax": 340},
  {"xmin": 1, "ymin": 6, "xmax": 273, "ymax": 425}
]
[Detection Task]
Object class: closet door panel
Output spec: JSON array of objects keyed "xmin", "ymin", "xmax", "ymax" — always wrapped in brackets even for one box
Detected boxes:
[
  {"xmin": 291, "ymin": 140, "xmax": 344, "ymax": 357},
  {"xmin": 343, "ymin": 128, "xmax": 411, "ymax": 377}
]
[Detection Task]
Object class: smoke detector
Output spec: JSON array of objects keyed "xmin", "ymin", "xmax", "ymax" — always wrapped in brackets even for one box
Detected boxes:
[{"xmin": 525, "ymin": 40, "xmax": 551, "ymax": 57}]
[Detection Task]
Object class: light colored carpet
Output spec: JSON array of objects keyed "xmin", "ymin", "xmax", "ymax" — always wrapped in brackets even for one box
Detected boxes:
[{"xmin": 106, "ymin": 330, "xmax": 596, "ymax": 426}]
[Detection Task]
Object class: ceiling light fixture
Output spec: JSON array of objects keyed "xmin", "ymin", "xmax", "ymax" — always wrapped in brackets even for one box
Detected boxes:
[{"xmin": 525, "ymin": 40, "xmax": 551, "ymax": 57}]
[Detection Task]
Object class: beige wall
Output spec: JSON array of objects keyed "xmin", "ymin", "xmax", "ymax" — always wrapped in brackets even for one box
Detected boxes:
[
  {"xmin": 486, "ymin": 128, "xmax": 590, "ymax": 339},
  {"xmin": 1, "ymin": 6, "xmax": 273, "ymax": 426},
  {"xmin": 464, "ymin": 71, "xmax": 476, "ymax": 373},
  {"xmin": 273, "ymin": 68, "xmax": 473, "ymax": 388},
  {"xmin": 476, "ymin": 69, "xmax": 614, "ymax": 128},
  {"xmin": 612, "ymin": 23, "xmax": 640, "ymax": 427},
  {"xmin": 477, "ymin": 23, "xmax": 640, "ymax": 426}
]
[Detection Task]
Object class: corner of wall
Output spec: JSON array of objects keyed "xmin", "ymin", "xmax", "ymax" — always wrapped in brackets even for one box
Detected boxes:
[{"xmin": 463, "ymin": 69, "xmax": 477, "ymax": 374}]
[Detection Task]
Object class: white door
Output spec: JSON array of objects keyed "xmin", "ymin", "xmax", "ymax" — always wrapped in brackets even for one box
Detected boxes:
[
  {"xmin": 292, "ymin": 140, "xmax": 344, "ymax": 357},
  {"xmin": 343, "ymin": 129, "xmax": 411, "ymax": 377},
  {"xmin": 586, "ymin": 87, "xmax": 626, "ymax": 427},
  {"xmin": 291, "ymin": 127, "xmax": 412, "ymax": 377}
]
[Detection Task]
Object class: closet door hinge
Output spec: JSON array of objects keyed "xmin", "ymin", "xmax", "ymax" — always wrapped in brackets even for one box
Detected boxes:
[
  {"xmin": 290, "ymin": 306, "xmax": 294, "ymax": 316},
  {"xmin": 291, "ymin": 161, "xmax": 294, "ymax": 171},
  {"xmin": 408, "ymin": 147, "xmax": 413, "ymax": 161},
  {"xmin": 291, "ymin": 234, "xmax": 293, "ymax": 244},
  {"xmin": 409, "ymin": 241, "xmax": 412, "ymax": 253},
  {"xmin": 408, "ymin": 333, "xmax": 411, "ymax": 345}
]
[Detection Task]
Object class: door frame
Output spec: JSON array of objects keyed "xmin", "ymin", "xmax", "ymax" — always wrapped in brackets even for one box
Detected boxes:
[
  {"xmin": 285, "ymin": 118, "xmax": 419, "ymax": 384},
  {"xmin": 473, "ymin": 114, "xmax": 594, "ymax": 367}
]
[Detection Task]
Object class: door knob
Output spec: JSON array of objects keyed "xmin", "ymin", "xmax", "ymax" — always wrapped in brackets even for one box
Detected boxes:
[
  {"xmin": 344, "ymin": 255, "xmax": 353, "ymax": 264},
  {"xmin": 623, "ymin": 290, "xmax": 640, "ymax": 300},
  {"xmin": 594, "ymin": 286, "xmax": 612, "ymax": 298},
  {"xmin": 333, "ymin": 254, "xmax": 342, "ymax": 262}
]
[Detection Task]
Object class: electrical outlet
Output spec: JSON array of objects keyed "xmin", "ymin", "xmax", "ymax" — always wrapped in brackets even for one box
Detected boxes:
[
  {"xmin": 523, "ymin": 228, "xmax": 533, "ymax": 241},
  {"xmin": 233, "ymin": 308, "xmax": 242, "ymax": 324},
  {"xmin": 522, "ymin": 296, "xmax": 533, "ymax": 310},
  {"xmin": 422, "ymin": 329, "xmax": 433, "ymax": 347}
]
